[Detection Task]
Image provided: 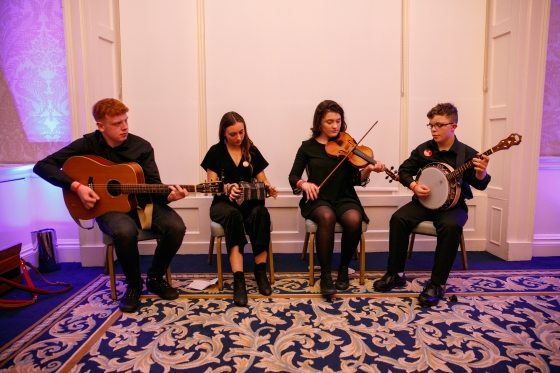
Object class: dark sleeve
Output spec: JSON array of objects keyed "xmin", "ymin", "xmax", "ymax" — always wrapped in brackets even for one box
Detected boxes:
[
  {"xmin": 33, "ymin": 138, "xmax": 91, "ymax": 190},
  {"xmin": 138, "ymin": 147, "xmax": 169, "ymax": 205},
  {"xmin": 200, "ymin": 145, "xmax": 221, "ymax": 174},
  {"xmin": 250, "ymin": 146, "xmax": 269, "ymax": 177},
  {"xmin": 398, "ymin": 147, "xmax": 422, "ymax": 189},
  {"xmin": 288, "ymin": 142, "xmax": 308, "ymax": 194},
  {"xmin": 463, "ymin": 150, "xmax": 491, "ymax": 191},
  {"xmin": 350, "ymin": 167, "xmax": 366, "ymax": 187}
]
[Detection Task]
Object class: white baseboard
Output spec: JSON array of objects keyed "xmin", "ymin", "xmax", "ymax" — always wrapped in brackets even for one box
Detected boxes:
[{"xmin": 533, "ymin": 234, "xmax": 560, "ymax": 257}]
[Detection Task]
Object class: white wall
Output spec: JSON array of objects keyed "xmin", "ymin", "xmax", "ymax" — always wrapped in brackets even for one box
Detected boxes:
[{"xmin": 114, "ymin": 0, "xmax": 492, "ymax": 258}]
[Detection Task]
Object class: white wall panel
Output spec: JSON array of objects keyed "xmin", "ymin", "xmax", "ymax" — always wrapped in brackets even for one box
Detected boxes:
[
  {"xmin": 120, "ymin": 0, "xmax": 199, "ymax": 184},
  {"xmin": 409, "ymin": 0, "xmax": 486, "ymax": 154},
  {"xmin": 204, "ymin": 0, "xmax": 402, "ymax": 190}
]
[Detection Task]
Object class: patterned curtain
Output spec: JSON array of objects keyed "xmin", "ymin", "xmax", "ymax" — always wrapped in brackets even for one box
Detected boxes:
[{"xmin": 0, "ymin": 0, "xmax": 70, "ymax": 164}]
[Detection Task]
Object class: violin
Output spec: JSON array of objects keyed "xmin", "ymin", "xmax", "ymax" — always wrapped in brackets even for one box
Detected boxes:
[{"xmin": 325, "ymin": 132, "xmax": 400, "ymax": 182}]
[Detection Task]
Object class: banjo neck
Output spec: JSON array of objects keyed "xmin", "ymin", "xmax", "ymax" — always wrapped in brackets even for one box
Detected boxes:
[{"xmin": 446, "ymin": 148, "xmax": 493, "ymax": 182}]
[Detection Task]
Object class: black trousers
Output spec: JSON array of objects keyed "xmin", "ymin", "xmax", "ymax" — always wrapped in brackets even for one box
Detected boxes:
[
  {"xmin": 210, "ymin": 201, "xmax": 271, "ymax": 256},
  {"xmin": 388, "ymin": 199, "xmax": 468, "ymax": 285},
  {"xmin": 96, "ymin": 203, "xmax": 186, "ymax": 287}
]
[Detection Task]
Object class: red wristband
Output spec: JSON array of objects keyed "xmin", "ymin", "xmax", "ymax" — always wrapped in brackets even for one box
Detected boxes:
[
  {"xmin": 411, "ymin": 184, "xmax": 417, "ymax": 192},
  {"xmin": 75, "ymin": 183, "xmax": 82, "ymax": 192},
  {"xmin": 296, "ymin": 179, "xmax": 306, "ymax": 189}
]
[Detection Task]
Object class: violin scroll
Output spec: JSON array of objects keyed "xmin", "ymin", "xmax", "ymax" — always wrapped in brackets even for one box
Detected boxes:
[{"xmin": 384, "ymin": 166, "xmax": 400, "ymax": 183}]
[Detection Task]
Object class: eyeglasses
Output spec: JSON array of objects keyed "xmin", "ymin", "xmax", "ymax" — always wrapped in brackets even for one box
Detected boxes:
[{"xmin": 426, "ymin": 122, "xmax": 454, "ymax": 130}]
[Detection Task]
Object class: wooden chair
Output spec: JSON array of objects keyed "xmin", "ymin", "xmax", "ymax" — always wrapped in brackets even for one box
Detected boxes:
[
  {"xmin": 301, "ymin": 219, "xmax": 368, "ymax": 286},
  {"xmin": 103, "ymin": 229, "xmax": 172, "ymax": 301},
  {"xmin": 207, "ymin": 221, "xmax": 275, "ymax": 291},
  {"xmin": 407, "ymin": 221, "xmax": 468, "ymax": 270}
]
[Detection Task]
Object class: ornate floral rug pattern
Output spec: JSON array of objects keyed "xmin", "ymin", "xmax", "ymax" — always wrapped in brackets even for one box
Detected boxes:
[{"xmin": 1, "ymin": 270, "xmax": 559, "ymax": 372}]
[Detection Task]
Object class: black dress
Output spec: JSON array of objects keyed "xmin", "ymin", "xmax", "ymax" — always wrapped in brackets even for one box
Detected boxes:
[
  {"xmin": 201, "ymin": 142, "xmax": 271, "ymax": 255},
  {"xmin": 288, "ymin": 138, "xmax": 369, "ymax": 222}
]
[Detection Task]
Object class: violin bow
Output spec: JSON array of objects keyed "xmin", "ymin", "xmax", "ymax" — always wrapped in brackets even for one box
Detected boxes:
[{"xmin": 316, "ymin": 121, "xmax": 379, "ymax": 190}]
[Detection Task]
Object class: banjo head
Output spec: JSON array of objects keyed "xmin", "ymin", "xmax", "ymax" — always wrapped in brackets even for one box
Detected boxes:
[{"xmin": 417, "ymin": 163, "xmax": 453, "ymax": 210}]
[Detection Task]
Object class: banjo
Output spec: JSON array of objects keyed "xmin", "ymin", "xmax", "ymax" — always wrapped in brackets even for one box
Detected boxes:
[{"xmin": 416, "ymin": 133, "xmax": 522, "ymax": 211}]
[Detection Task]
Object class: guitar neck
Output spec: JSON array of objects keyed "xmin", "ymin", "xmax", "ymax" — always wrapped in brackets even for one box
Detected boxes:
[
  {"xmin": 118, "ymin": 184, "xmax": 200, "ymax": 194},
  {"xmin": 447, "ymin": 148, "xmax": 494, "ymax": 181}
]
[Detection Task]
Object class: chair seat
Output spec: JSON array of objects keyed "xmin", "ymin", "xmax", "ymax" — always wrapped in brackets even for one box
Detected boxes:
[
  {"xmin": 103, "ymin": 228, "xmax": 172, "ymax": 301},
  {"xmin": 407, "ymin": 220, "xmax": 468, "ymax": 271},
  {"xmin": 411, "ymin": 221, "xmax": 437, "ymax": 236},
  {"xmin": 303, "ymin": 219, "xmax": 368, "ymax": 286},
  {"xmin": 208, "ymin": 221, "xmax": 275, "ymax": 291},
  {"xmin": 305, "ymin": 219, "xmax": 368, "ymax": 234},
  {"xmin": 102, "ymin": 229, "xmax": 162, "ymax": 245},
  {"xmin": 210, "ymin": 221, "xmax": 274, "ymax": 237}
]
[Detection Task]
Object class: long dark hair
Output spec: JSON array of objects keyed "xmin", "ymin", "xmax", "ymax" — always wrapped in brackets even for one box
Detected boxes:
[
  {"xmin": 310, "ymin": 100, "xmax": 347, "ymax": 138},
  {"xmin": 219, "ymin": 111, "xmax": 254, "ymax": 172}
]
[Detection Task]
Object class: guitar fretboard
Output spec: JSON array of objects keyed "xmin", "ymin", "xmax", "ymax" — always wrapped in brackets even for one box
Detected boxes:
[{"xmin": 97, "ymin": 184, "xmax": 208, "ymax": 194}]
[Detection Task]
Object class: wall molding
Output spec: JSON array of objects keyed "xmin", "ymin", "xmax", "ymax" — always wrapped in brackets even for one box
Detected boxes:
[{"xmin": 539, "ymin": 156, "xmax": 560, "ymax": 169}]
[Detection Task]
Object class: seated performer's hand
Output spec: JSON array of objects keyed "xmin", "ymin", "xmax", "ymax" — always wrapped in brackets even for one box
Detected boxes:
[
  {"xmin": 301, "ymin": 181, "xmax": 319, "ymax": 202},
  {"xmin": 265, "ymin": 185, "xmax": 278, "ymax": 199},
  {"xmin": 227, "ymin": 183, "xmax": 241, "ymax": 202},
  {"xmin": 167, "ymin": 185, "xmax": 189, "ymax": 202},
  {"xmin": 411, "ymin": 182, "xmax": 431, "ymax": 199},
  {"xmin": 72, "ymin": 181, "xmax": 100, "ymax": 209},
  {"xmin": 473, "ymin": 153, "xmax": 490, "ymax": 179},
  {"xmin": 363, "ymin": 161, "xmax": 385, "ymax": 173}
]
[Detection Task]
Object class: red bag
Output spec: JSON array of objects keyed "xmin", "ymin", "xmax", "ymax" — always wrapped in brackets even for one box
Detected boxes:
[{"xmin": 0, "ymin": 243, "xmax": 72, "ymax": 308}]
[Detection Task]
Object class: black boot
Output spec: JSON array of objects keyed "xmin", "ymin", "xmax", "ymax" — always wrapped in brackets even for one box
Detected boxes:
[
  {"xmin": 335, "ymin": 266, "xmax": 350, "ymax": 290},
  {"xmin": 320, "ymin": 270, "xmax": 337, "ymax": 296},
  {"xmin": 233, "ymin": 271, "xmax": 248, "ymax": 306},
  {"xmin": 254, "ymin": 263, "xmax": 272, "ymax": 295}
]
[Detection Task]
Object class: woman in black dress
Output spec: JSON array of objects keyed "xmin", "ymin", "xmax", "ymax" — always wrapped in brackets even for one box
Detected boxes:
[
  {"xmin": 201, "ymin": 111, "xmax": 278, "ymax": 306},
  {"xmin": 288, "ymin": 100, "xmax": 385, "ymax": 295}
]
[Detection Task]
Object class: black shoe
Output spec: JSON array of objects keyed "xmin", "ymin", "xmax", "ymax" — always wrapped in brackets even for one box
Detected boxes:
[
  {"xmin": 146, "ymin": 277, "xmax": 179, "ymax": 300},
  {"xmin": 335, "ymin": 266, "xmax": 350, "ymax": 290},
  {"xmin": 233, "ymin": 271, "xmax": 248, "ymax": 306},
  {"xmin": 119, "ymin": 286, "xmax": 141, "ymax": 313},
  {"xmin": 373, "ymin": 272, "xmax": 407, "ymax": 292},
  {"xmin": 320, "ymin": 271, "xmax": 337, "ymax": 296},
  {"xmin": 254, "ymin": 263, "xmax": 272, "ymax": 296},
  {"xmin": 418, "ymin": 280, "xmax": 444, "ymax": 307}
]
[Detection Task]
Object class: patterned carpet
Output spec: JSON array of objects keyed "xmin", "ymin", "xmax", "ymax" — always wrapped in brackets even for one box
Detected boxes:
[{"xmin": 1, "ymin": 270, "xmax": 559, "ymax": 373}]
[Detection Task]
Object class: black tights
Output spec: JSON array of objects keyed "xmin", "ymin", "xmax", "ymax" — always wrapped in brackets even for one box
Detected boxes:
[{"xmin": 308, "ymin": 206, "xmax": 363, "ymax": 272}]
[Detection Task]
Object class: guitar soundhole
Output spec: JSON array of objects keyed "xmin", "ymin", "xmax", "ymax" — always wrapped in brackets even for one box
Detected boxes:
[{"xmin": 107, "ymin": 180, "xmax": 122, "ymax": 197}]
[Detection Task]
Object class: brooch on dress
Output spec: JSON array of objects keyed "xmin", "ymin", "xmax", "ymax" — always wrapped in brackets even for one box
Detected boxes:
[{"xmin": 243, "ymin": 161, "xmax": 249, "ymax": 167}]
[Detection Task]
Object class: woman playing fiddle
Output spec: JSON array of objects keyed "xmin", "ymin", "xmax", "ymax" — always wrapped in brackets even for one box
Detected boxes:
[
  {"xmin": 201, "ymin": 111, "xmax": 278, "ymax": 306},
  {"xmin": 288, "ymin": 100, "xmax": 385, "ymax": 295}
]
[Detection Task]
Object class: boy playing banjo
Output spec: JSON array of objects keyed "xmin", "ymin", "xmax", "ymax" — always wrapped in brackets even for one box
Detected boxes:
[{"xmin": 374, "ymin": 102, "xmax": 491, "ymax": 307}]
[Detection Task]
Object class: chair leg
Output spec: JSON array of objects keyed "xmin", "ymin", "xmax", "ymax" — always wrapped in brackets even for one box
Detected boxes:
[
  {"xmin": 207, "ymin": 236, "xmax": 215, "ymax": 265},
  {"xmin": 407, "ymin": 233, "xmax": 416, "ymax": 260},
  {"xmin": 460, "ymin": 234, "xmax": 468, "ymax": 270},
  {"xmin": 104, "ymin": 245, "xmax": 110, "ymax": 276},
  {"xmin": 106, "ymin": 244, "xmax": 117, "ymax": 301},
  {"xmin": 216, "ymin": 237, "xmax": 223, "ymax": 291},
  {"xmin": 359, "ymin": 233, "xmax": 366, "ymax": 285},
  {"xmin": 309, "ymin": 233, "xmax": 315, "ymax": 286},
  {"xmin": 301, "ymin": 232, "xmax": 310, "ymax": 261},
  {"xmin": 268, "ymin": 239, "xmax": 275, "ymax": 285}
]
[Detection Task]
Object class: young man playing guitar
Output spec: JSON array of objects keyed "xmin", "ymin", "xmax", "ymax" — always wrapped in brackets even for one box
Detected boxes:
[
  {"xmin": 33, "ymin": 98, "xmax": 188, "ymax": 313},
  {"xmin": 374, "ymin": 102, "xmax": 491, "ymax": 307}
]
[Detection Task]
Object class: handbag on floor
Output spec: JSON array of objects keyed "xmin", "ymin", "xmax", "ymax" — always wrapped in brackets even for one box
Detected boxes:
[{"xmin": 0, "ymin": 243, "xmax": 72, "ymax": 309}]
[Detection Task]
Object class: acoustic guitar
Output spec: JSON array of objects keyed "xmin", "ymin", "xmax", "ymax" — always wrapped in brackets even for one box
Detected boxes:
[
  {"xmin": 416, "ymin": 133, "xmax": 522, "ymax": 211},
  {"xmin": 62, "ymin": 155, "xmax": 223, "ymax": 220}
]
